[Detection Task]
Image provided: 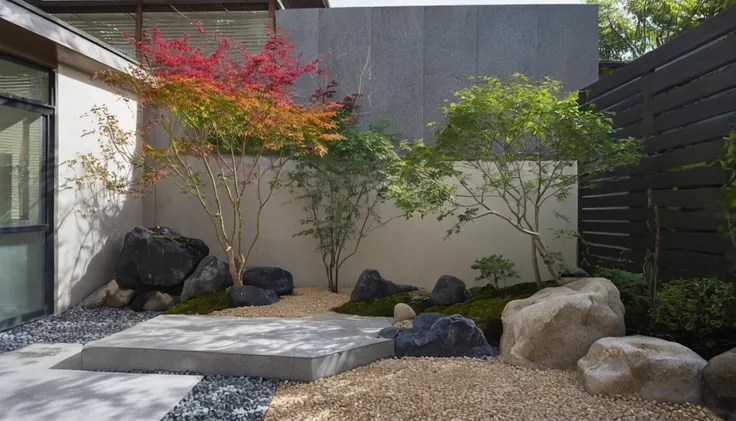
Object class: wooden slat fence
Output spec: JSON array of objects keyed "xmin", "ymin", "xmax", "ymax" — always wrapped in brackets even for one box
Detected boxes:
[{"xmin": 577, "ymin": 5, "xmax": 736, "ymax": 279}]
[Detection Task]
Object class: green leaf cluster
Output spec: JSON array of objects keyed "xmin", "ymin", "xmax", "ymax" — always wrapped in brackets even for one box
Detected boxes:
[
  {"xmin": 655, "ymin": 277, "xmax": 736, "ymax": 337},
  {"xmin": 289, "ymin": 123, "xmax": 403, "ymax": 292},
  {"xmin": 590, "ymin": 0, "xmax": 736, "ymax": 61}
]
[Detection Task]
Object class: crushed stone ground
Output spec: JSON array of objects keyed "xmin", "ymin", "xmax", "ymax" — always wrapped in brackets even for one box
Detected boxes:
[{"xmin": 265, "ymin": 357, "xmax": 720, "ymax": 421}]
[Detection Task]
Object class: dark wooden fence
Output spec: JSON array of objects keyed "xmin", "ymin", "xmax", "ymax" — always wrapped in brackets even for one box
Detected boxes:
[{"xmin": 577, "ymin": 5, "xmax": 736, "ymax": 279}]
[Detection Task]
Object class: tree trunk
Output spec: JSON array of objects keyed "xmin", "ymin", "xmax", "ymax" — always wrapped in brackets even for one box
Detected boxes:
[
  {"xmin": 530, "ymin": 237, "xmax": 542, "ymax": 288},
  {"xmin": 535, "ymin": 237, "xmax": 560, "ymax": 283},
  {"xmin": 225, "ymin": 246, "xmax": 241, "ymax": 286}
]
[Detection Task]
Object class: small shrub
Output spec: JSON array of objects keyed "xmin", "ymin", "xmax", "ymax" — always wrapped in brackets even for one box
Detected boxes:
[
  {"xmin": 655, "ymin": 278, "xmax": 736, "ymax": 338},
  {"xmin": 471, "ymin": 255, "xmax": 518, "ymax": 290},
  {"xmin": 559, "ymin": 266, "xmax": 590, "ymax": 278},
  {"xmin": 166, "ymin": 289, "xmax": 232, "ymax": 315}
]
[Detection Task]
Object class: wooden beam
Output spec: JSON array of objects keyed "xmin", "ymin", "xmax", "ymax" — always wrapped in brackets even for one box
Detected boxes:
[
  {"xmin": 268, "ymin": 0, "xmax": 276, "ymax": 32},
  {"xmin": 135, "ymin": 0, "xmax": 143, "ymax": 45}
]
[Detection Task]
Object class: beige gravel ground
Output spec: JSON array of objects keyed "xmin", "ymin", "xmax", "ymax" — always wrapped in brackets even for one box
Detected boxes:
[
  {"xmin": 265, "ymin": 357, "xmax": 720, "ymax": 421},
  {"xmin": 211, "ymin": 287, "xmax": 350, "ymax": 318}
]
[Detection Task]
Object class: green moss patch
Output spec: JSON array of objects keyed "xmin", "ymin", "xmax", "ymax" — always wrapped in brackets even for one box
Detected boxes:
[
  {"xmin": 166, "ymin": 289, "xmax": 233, "ymax": 315},
  {"xmin": 331, "ymin": 292, "xmax": 434, "ymax": 317},
  {"xmin": 333, "ymin": 281, "xmax": 552, "ymax": 345}
]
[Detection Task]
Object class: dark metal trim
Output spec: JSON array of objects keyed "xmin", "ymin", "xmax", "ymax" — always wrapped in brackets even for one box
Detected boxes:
[
  {"xmin": 0, "ymin": 225, "xmax": 49, "ymax": 234},
  {"xmin": 0, "ymin": 57, "xmax": 55, "ymax": 331},
  {"xmin": 0, "ymin": 95, "xmax": 55, "ymax": 114},
  {"xmin": 0, "ymin": 309, "xmax": 48, "ymax": 332}
]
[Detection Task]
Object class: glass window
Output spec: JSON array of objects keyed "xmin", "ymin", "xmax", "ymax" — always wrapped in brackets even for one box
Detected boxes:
[
  {"xmin": 0, "ymin": 58, "xmax": 49, "ymax": 104},
  {"xmin": 0, "ymin": 231, "xmax": 45, "ymax": 323},
  {"xmin": 0, "ymin": 106, "xmax": 45, "ymax": 226}
]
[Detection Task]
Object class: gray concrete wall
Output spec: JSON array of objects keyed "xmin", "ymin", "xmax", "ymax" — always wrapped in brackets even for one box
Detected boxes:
[{"xmin": 278, "ymin": 5, "xmax": 598, "ymax": 143}]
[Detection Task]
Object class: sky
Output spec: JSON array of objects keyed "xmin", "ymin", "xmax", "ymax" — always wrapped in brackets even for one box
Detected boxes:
[{"xmin": 330, "ymin": 0, "xmax": 585, "ymax": 7}]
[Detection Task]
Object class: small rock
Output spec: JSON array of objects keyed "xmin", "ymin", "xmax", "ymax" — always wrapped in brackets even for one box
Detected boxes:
[
  {"xmin": 393, "ymin": 320, "xmax": 413, "ymax": 330},
  {"xmin": 243, "ymin": 267, "xmax": 294, "ymax": 296},
  {"xmin": 181, "ymin": 256, "xmax": 232, "ymax": 302},
  {"xmin": 377, "ymin": 327, "xmax": 400, "ymax": 339},
  {"xmin": 130, "ymin": 291, "xmax": 175, "ymax": 312},
  {"xmin": 230, "ymin": 285, "xmax": 279, "ymax": 307},
  {"xmin": 394, "ymin": 303, "xmax": 416, "ymax": 323},
  {"xmin": 80, "ymin": 280, "xmax": 119, "ymax": 310},
  {"xmin": 103, "ymin": 288, "xmax": 135, "ymax": 308},
  {"xmin": 429, "ymin": 275, "xmax": 468, "ymax": 306}
]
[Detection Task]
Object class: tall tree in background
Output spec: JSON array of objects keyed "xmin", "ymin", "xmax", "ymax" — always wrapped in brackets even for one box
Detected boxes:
[{"xmin": 589, "ymin": 0, "xmax": 736, "ymax": 61}]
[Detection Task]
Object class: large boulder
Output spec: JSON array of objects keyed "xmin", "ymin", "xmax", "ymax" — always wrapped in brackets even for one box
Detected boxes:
[
  {"xmin": 181, "ymin": 256, "xmax": 232, "ymax": 302},
  {"xmin": 243, "ymin": 267, "xmax": 294, "ymax": 296},
  {"xmin": 230, "ymin": 285, "xmax": 279, "ymax": 307},
  {"xmin": 500, "ymin": 277, "xmax": 625, "ymax": 369},
  {"xmin": 578, "ymin": 335, "xmax": 707, "ymax": 404},
  {"xmin": 350, "ymin": 269, "xmax": 417, "ymax": 302},
  {"xmin": 390, "ymin": 312, "xmax": 497, "ymax": 358},
  {"xmin": 130, "ymin": 291, "xmax": 176, "ymax": 312},
  {"xmin": 430, "ymin": 275, "xmax": 468, "ymax": 306},
  {"xmin": 115, "ymin": 226, "xmax": 209, "ymax": 290},
  {"xmin": 80, "ymin": 280, "xmax": 119, "ymax": 310},
  {"xmin": 703, "ymin": 347, "xmax": 736, "ymax": 417}
]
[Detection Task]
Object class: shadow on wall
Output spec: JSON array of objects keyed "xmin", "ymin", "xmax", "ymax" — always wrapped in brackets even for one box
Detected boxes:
[{"xmin": 54, "ymin": 64, "xmax": 143, "ymax": 312}]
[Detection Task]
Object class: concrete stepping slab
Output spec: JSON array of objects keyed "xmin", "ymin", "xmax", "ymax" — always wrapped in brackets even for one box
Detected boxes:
[
  {"xmin": 82, "ymin": 314, "xmax": 394, "ymax": 381},
  {"xmin": 0, "ymin": 344, "xmax": 201, "ymax": 421}
]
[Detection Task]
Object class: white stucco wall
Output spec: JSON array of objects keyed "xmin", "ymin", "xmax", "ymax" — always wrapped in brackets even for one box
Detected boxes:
[
  {"xmin": 54, "ymin": 63, "xmax": 142, "ymax": 313},
  {"xmin": 153, "ymin": 157, "xmax": 577, "ymax": 292}
]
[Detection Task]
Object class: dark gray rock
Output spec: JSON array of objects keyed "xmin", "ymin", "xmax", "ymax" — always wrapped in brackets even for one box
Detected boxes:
[
  {"xmin": 116, "ymin": 226, "xmax": 209, "ymax": 290},
  {"xmin": 377, "ymin": 327, "xmax": 400, "ymax": 339},
  {"xmin": 703, "ymin": 347, "xmax": 736, "ymax": 419},
  {"xmin": 243, "ymin": 267, "xmax": 293, "ymax": 296},
  {"xmin": 394, "ymin": 313, "xmax": 498, "ymax": 358},
  {"xmin": 397, "ymin": 284, "xmax": 419, "ymax": 293},
  {"xmin": 350, "ymin": 269, "xmax": 414, "ymax": 302},
  {"xmin": 430, "ymin": 275, "xmax": 468, "ymax": 306},
  {"xmin": 230, "ymin": 285, "xmax": 279, "ymax": 307},
  {"xmin": 181, "ymin": 256, "xmax": 232, "ymax": 302}
]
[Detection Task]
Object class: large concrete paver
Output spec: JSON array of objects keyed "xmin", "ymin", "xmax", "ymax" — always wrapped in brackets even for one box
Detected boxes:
[
  {"xmin": 0, "ymin": 343, "xmax": 202, "ymax": 421},
  {"xmin": 82, "ymin": 314, "xmax": 394, "ymax": 381}
]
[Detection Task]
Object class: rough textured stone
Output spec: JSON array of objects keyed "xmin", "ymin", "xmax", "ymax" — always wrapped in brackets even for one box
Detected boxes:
[
  {"xmin": 578, "ymin": 335, "xmax": 707, "ymax": 404},
  {"xmin": 115, "ymin": 226, "xmax": 209, "ymax": 290},
  {"xmin": 703, "ymin": 347, "xmax": 736, "ymax": 418},
  {"xmin": 230, "ymin": 285, "xmax": 279, "ymax": 307},
  {"xmin": 81, "ymin": 280, "xmax": 119, "ymax": 310},
  {"xmin": 350, "ymin": 269, "xmax": 406, "ymax": 302},
  {"xmin": 130, "ymin": 291, "xmax": 175, "ymax": 312},
  {"xmin": 394, "ymin": 313, "xmax": 497, "ymax": 358},
  {"xmin": 393, "ymin": 303, "xmax": 416, "ymax": 323},
  {"xmin": 181, "ymin": 256, "xmax": 232, "ymax": 302},
  {"xmin": 243, "ymin": 267, "xmax": 294, "ymax": 296},
  {"xmin": 430, "ymin": 275, "xmax": 468, "ymax": 306},
  {"xmin": 103, "ymin": 288, "xmax": 135, "ymax": 308},
  {"xmin": 500, "ymin": 277, "xmax": 625, "ymax": 369},
  {"xmin": 377, "ymin": 327, "xmax": 400, "ymax": 340}
]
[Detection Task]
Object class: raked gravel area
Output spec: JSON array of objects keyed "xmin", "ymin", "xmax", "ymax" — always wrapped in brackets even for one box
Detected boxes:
[
  {"xmin": 212, "ymin": 287, "xmax": 351, "ymax": 318},
  {"xmin": 265, "ymin": 357, "xmax": 721, "ymax": 421},
  {"xmin": 0, "ymin": 307, "xmax": 278, "ymax": 421}
]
